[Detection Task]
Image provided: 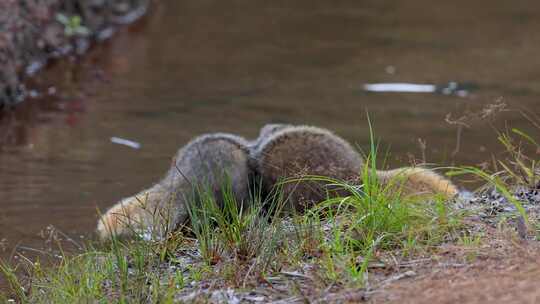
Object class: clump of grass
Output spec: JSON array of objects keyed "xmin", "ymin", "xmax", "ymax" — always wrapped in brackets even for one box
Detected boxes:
[
  {"xmin": 451, "ymin": 120, "xmax": 540, "ymax": 224},
  {"xmin": 447, "ymin": 112, "xmax": 540, "ymax": 242},
  {"xmin": 186, "ymin": 177, "xmax": 287, "ymax": 279},
  {"xmin": 496, "ymin": 127, "xmax": 539, "ymax": 188},
  {"xmin": 456, "ymin": 232, "xmax": 484, "ymax": 262},
  {"xmin": 297, "ymin": 165, "xmax": 462, "ymax": 284},
  {"xmin": 0, "ymin": 261, "xmax": 27, "ymax": 302},
  {"xmin": 280, "ymin": 120, "xmax": 463, "ymax": 285},
  {"xmin": 0, "ymin": 234, "xmax": 189, "ymax": 303}
]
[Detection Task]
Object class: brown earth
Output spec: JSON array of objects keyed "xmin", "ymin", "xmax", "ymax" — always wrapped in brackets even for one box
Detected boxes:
[
  {"xmin": 162, "ymin": 220, "xmax": 540, "ymax": 304},
  {"xmin": 379, "ymin": 261, "xmax": 540, "ymax": 304},
  {"xmin": 371, "ymin": 230, "xmax": 540, "ymax": 304}
]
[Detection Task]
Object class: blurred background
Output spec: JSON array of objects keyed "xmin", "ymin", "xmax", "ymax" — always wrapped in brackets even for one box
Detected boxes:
[{"xmin": 0, "ymin": 0, "xmax": 539, "ymax": 256}]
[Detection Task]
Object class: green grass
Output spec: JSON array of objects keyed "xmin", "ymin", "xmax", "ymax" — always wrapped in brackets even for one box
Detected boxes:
[
  {"xmin": 0, "ymin": 122, "xmax": 469, "ymax": 302},
  {"xmin": 286, "ymin": 165, "xmax": 462, "ymax": 284},
  {"xmin": 3, "ymin": 116, "xmax": 539, "ymax": 302},
  {"xmin": 1, "ymin": 165, "xmax": 465, "ymax": 302},
  {"xmin": 449, "ymin": 125, "xmax": 540, "ymax": 227},
  {"xmin": 186, "ymin": 178, "xmax": 286, "ymax": 270}
]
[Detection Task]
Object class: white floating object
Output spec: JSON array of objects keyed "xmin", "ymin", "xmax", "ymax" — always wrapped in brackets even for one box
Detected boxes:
[
  {"xmin": 110, "ymin": 137, "xmax": 141, "ymax": 149},
  {"xmin": 363, "ymin": 83, "xmax": 436, "ymax": 93}
]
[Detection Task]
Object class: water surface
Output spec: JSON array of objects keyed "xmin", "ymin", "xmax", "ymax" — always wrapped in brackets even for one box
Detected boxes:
[{"xmin": 1, "ymin": 0, "xmax": 539, "ymax": 256}]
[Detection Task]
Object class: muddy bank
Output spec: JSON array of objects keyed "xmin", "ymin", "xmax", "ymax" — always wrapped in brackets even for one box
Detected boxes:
[{"xmin": 0, "ymin": 0, "xmax": 150, "ymax": 108}]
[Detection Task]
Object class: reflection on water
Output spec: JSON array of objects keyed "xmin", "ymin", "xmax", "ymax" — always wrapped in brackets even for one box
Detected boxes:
[
  {"xmin": 364, "ymin": 83, "xmax": 439, "ymax": 93},
  {"xmin": 1, "ymin": 0, "xmax": 539, "ymax": 258},
  {"xmin": 363, "ymin": 81, "xmax": 472, "ymax": 97}
]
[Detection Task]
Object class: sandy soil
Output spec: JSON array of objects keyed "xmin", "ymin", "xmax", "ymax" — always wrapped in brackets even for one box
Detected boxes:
[{"xmin": 371, "ymin": 232, "xmax": 540, "ymax": 304}]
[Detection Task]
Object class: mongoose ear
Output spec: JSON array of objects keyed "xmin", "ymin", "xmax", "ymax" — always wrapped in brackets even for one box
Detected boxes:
[
  {"xmin": 259, "ymin": 124, "xmax": 292, "ymax": 138},
  {"xmin": 250, "ymin": 124, "xmax": 294, "ymax": 149}
]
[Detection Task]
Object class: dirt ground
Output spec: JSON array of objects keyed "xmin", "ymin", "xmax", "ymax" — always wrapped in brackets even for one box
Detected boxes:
[
  {"xmin": 163, "ymin": 215, "xmax": 540, "ymax": 304},
  {"xmin": 371, "ymin": 231, "xmax": 540, "ymax": 304}
]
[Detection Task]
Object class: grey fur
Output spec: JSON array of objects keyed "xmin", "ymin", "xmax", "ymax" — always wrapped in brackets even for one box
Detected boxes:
[
  {"xmin": 161, "ymin": 133, "xmax": 251, "ymax": 228},
  {"xmin": 98, "ymin": 133, "xmax": 252, "ymax": 238}
]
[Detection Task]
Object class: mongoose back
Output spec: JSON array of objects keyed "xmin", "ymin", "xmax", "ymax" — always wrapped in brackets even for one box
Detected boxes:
[
  {"xmin": 253, "ymin": 125, "xmax": 459, "ymax": 211},
  {"xmin": 97, "ymin": 133, "xmax": 251, "ymax": 240},
  {"xmin": 253, "ymin": 125, "xmax": 363, "ymax": 211}
]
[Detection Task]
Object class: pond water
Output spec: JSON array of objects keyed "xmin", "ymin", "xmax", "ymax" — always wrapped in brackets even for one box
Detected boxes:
[{"xmin": 1, "ymin": 0, "xmax": 539, "ymax": 258}]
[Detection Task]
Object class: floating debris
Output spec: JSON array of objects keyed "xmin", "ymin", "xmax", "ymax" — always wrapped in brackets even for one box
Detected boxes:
[
  {"xmin": 110, "ymin": 137, "xmax": 141, "ymax": 149},
  {"xmin": 363, "ymin": 83, "xmax": 436, "ymax": 93},
  {"xmin": 363, "ymin": 82, "xmax": 474, "ymax": 97}
]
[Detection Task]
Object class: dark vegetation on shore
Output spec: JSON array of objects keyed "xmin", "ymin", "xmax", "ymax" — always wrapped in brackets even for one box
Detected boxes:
[
  {"xmin": 1, "ymin": 112, "xmax": 538, "ymax": 303},
  {"xmin": 0, "ymin": 0, "xmax": 150, "ymax": 108}
]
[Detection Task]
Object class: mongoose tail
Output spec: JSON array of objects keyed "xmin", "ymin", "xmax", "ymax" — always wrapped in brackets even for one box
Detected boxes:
[{"xmin": 375, "ymin": 167, "xmax": 459, "ymax": 199}]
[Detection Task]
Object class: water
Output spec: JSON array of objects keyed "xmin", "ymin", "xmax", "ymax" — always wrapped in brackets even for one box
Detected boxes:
[{"xmin": 1, "ymin": 0, "xmax": 539, "ymax": 258}]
